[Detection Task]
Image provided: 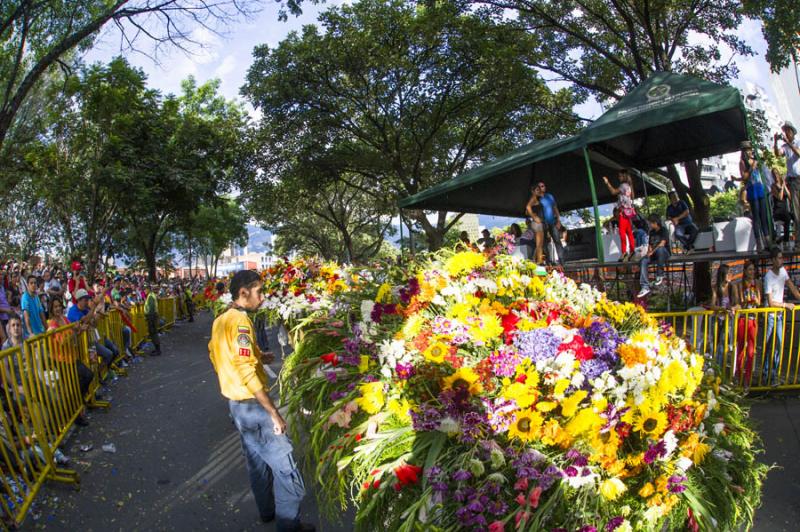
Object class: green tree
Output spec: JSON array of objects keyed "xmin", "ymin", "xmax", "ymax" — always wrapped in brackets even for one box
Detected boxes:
[
  {"xmin": 743, "ymin": 0, "xmax": 799, "ymax": 72},
  {"xmin": 0, "ymin": 0, "xmax": 263, "ymax": 180},
  {"xmin": 242, "ymin": 0, "xmax": 578, "ymax": 251},
  {"xmin": 190, "ymin": 199, "xmax": 249, "ymax": 277},
  {"xmin": 25, "ymin": 57, "xmax": 156, "ymax": 280}
]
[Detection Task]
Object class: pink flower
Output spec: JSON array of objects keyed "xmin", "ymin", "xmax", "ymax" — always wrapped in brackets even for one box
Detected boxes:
[{"xmin": 489, "ymin": 521, "xmax": 504, "ymax": 532}]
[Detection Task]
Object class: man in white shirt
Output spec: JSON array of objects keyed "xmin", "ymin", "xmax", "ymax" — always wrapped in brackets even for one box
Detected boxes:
[
  {"xmin": 774, "ymin": 122, "xmax": 800, "ymax": 233},
  {"xmin": 763, "ymin": 246, "xmax": 800, "ymax": 385}
]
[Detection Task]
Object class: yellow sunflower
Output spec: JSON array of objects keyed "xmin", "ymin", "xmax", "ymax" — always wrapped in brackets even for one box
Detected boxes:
[
  {"xmin": 508, "ymin": 409, "xmax": 543, "ymax": 442},
  {"xmin": 442, "ymin": 367, "xmax": 483, "ymax": 395},
  {"xmin": 423, "ymin": 341, "xmax": 450, "ymax": 364},
  {"xmin": 633, "ymin": 403, "xmax": 668, "ymax": 438}
]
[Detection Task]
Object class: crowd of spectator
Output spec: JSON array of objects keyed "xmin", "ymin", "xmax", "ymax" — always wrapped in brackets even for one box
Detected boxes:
[{"xmin": 0, "ymin": 256, "xmax": 204, "ymax": 425}]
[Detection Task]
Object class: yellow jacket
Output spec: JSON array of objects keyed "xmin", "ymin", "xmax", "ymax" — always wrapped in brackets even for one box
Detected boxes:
[{"xmin": 209, "ymin": 308, "xmax": 268, "ymax": 400}]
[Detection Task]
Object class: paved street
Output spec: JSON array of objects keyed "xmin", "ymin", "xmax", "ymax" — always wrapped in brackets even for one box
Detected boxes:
[{"xmin": 21, "ymin": 310, "xmax": 800, "ymax": 531}]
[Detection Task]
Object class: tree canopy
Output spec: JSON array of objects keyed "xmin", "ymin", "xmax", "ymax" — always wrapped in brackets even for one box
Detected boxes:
[{"xmin": 242, "ymin": 0, "xmax": 579, "ymax": 250}]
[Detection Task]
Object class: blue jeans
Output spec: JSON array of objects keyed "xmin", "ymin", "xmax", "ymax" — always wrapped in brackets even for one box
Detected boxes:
[
  {"xmin": 122, "ymin": 325, "xmax": 132, "ymax": 352},
  {"xmin": 763, "ymin": 312, "xmax": 784, "ymax": 383},
  {"xmin": 229, "ymin": 399, "xmax": 305, "ymax": 530},
  {"xmin": 639, "ymin": 247, "xmax": 669, "ymax": 290},
  {"xmin": 95, "ymin": 337, "xmax": 119, "ymax": 366},
  {"xmin": 749, "ymin": 196, "xmax": 769, "ymax": 246},
  {"xmin": 673, "ymin": 223, "xmax": 698, "ymax": 250}
]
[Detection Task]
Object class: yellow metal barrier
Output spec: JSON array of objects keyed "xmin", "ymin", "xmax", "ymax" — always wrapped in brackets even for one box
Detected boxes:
[
  {"xmin": 652, "ymin": 307, "xmax": 800, "ymax": 391},
  {"xmin": 0, "ymin": 297, "xmax": 184, "ymax": 525},
  {"xmin": 0, "ymin": 345, "xmax": 75, "ymax": 527}
]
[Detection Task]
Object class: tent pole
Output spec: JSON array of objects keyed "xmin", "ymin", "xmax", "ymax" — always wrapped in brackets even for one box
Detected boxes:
[
  {"xmin": 399, "ymin": 208, "xmax": 405, "ymax": 261},
  {"xmin": 583, "ymin": 147, "xmax": 605, "ymax": 263}
]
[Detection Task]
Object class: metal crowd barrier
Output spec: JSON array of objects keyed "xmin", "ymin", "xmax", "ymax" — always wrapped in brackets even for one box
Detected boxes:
[
  {"xmin": 0, "ymin": 298, "xmax": 180, "ymax": 526},
  {"xmin": 652, "ymin": 307, "xmax": 800, "ymax": 391}
]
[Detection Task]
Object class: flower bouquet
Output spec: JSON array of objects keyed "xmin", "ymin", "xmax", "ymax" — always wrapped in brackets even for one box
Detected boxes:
[{"xmin": 278, "ymin": 250, "xmax": 767, "ymax": 531}]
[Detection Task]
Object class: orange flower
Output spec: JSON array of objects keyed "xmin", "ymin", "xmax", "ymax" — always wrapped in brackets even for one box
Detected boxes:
[{"xmin": 619, "ymin": 344, "xmax": 649, "ymax": 367}]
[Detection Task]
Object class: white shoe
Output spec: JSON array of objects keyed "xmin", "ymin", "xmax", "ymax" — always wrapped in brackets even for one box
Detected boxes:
[
  {"xmin": 637, "ymin": 288, "xmax": 651, "ymax": 298},
  {"xmin": 654, "ymin": 276, "xmax": 664, "ymax": 286}
]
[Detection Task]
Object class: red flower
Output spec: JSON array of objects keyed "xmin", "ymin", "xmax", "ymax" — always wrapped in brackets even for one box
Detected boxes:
[
  {"xmin": 393, "ymin": 463, "xmax": 423, "ymax": 490},
  {"xmin": 615, "ymin": 422, "xmax": 631, "ymax": 439},
  {"xmin": 528, "ymin": 486, "xmax": 542, "ymax": 508},
  {"xmin": 501, "ymin": 312, "xmax": 520, "ymax": 344},
  {"xmin": 558, "ymin": 336, "xmax": 594, "ymax": 362},
  {"xmin": 686, "ymin": 508, "xmax": 699, "ymax": 532},
  {"xmin": 320, "ymin": 352, "xmax": 339, "ymax": 367},
  {"xmin": 488, "ymin": 521, "xmax": 504, "ymax": 532}
]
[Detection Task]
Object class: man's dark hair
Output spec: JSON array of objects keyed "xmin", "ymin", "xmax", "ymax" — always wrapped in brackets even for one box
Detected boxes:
[
  {"xmin": 230, "ymin": 270, "xmax": 261, "ymax": 299},
  {"xmin": 769, "ymin": 246, "xmax": 782, "ymax": 259},
  {"xmin": 668, "ymin": 191, "xmax": 678, "ymax": 197},
  {"xmin": 26, "ymin": 275, "xmax": 37, "ymax": 283},
  {"xmin": 647, "ymin": 214, "xmax": 662, "ymax": 225}
]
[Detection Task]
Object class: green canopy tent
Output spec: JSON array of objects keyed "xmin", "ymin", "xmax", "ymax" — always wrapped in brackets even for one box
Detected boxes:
[
  {"xmin": 399, "ymin": 72, "xmax": 749, "ymax": 262},
  {"xmin": 583, "ymin": 71, "xmax": 748, "ymax": 169}
]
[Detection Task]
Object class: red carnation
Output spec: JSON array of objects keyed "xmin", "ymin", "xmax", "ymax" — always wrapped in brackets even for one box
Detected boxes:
[{"xmin": 320, "ymin": 352, "xmax": 339, "ymax": 367}]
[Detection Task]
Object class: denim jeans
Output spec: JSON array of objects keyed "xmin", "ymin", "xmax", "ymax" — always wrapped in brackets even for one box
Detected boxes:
[
  {"xmin": 544, "ymin": 223, "xmax": 564, "ymax": 266},
  {"xmin": 673, "ymin": 223, "xmax": 698, "ymax": 250},
  {"xmin": 122, "ymin": 325, "xmax": 132, "ymax": 352},
  {"xmin": 763, "ymin": 312, "xmax": 784, "ymax": 383},
  {"xmin": 95, "ymin": 337, "xmax": 119, "ymax": 366},
  {"xmin": 229, "ymin": 399, "xmax": 305, "ymax": 531},
  {"xmin": 749, "ymin": 196, "xmax": 769, "ymax": 247},
  {"xmin": 639, "ymin": 247, "xmax": 669, "ymax": 290}
]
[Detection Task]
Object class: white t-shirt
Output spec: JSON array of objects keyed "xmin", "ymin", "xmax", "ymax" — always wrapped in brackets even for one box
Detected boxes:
[
  {"xmin": 782, "ymin": 140, "xmax": 800, "ymax": 178},
  {"xmin": 764, "ymin": 267, "xmax": 789, "ymax": 305}
]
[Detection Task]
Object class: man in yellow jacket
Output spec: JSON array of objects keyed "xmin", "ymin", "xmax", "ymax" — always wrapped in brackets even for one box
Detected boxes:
[{"xmin": 209, "ymin": 270, "xmax": 313, "ymax": 532}]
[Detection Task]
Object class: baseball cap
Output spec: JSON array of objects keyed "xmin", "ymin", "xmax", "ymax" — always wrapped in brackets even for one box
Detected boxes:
[{"xmin": 75, "ymin": 289, "xmax": 90, "ymax": 300}]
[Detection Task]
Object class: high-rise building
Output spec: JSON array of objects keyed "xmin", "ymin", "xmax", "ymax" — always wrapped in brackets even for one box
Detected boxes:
[
  {"xmin": 770, "ymin": 63, "xmax": 800, "ymax": 127},
  {"xmin": 741, "ymin": 81, "xmax": 784, "ymax": 145}
]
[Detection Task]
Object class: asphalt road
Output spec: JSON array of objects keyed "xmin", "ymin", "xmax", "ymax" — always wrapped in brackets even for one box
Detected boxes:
[
  {"xmin": 21, "ymin": 310, "xmax": 800, "ymax": 531},
  {"xmin": 25, "ymin": 311, "xmax": 352, "ymax": 532}
]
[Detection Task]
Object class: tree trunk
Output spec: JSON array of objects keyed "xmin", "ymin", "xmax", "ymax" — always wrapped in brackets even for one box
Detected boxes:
[{"xmin": 144, "ymin": 249, "xmax": 157, "ymax": 282}]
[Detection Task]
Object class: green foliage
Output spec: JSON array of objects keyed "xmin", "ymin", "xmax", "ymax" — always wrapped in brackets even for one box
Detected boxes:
[
  {"xmin": 242, "ymin": 0, "xmax": 579, "ymax": 251},
  {"xmin": 743, "ymin": 0, "xmax": 800, "ymax": 72},
  {"xmin": 709, "ymin": 189, "xmax": 741, "ymax": 221},
  {"xmin": 0, "ymin": 0, "xmax": 261, "ymax": 173}
]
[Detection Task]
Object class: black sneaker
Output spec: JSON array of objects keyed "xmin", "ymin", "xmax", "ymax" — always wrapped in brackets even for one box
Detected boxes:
[
  {"xmin": 260, "ymin": 514, "xmax": 275, "ymax": 524},
  {"xmin": 151, "ymin": 350, "xmax": 162, "ymax": 357}
]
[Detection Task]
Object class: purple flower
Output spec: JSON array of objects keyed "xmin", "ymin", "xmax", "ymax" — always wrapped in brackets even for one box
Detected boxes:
[
  {"xmin": 410, "ymin": 404, "xmax": 443, "ymax": 432},
  {"xmin": 486, "ymin": 500, "xmax": 508, "ymax": 516},
  {"xmin": 644, "ymin": 440, "xmax": 667, "ymax": 464},
  {"xmin": 580, "ymin": 358, "xmax": 612, "ymax": 381},
  {"xmin": 606, "ymin": 517, "xmax": 625, "ymax": 531},
  {"xmin": 668, "ymin": 474, "xmax": 687, "ymax": 493},
  {"xmin": 563, "ymin": 466, "xmax": 579, "ymax": 477},
  {"xmin": 325, "ymin": 371, "xmax": 338, "ymax": 383},
  {"xmin": 581, "ymin": 321, "xmax": 624, "ymax": 365},
  {"xmin": 489, "ymin": 347, "xmax": 522, "ymax": 378},
  {"xmin": 431, "ymin": 481, "xmax": 448, "ymax": 492},
  {"xmin": 452, "ymin": 469, "xmax": 472, "ymax": 482},
  {"xmin": 578, "ymin": 527, "xmax": 597, "ymax": 532},
  {"xmin": 514, "ymin": 329, "xmax": 562, "ymax": 362},
  {"xmin": 399, "ymin": 277, "xmax": 419, "ymax": 304},
  {"xmin": 459, "ymin": 412, "xmax": 486, "ymax": 444},
  {"xmin": 395, "ymin": 362, "xmax": 415, "ymax": 380},
  {"xmin": 330, "ymin": 390, "xmax": 347, "ymax": 401}
]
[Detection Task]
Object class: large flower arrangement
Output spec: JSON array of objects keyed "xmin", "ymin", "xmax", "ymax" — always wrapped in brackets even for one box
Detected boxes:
[
  {"xmin": 260, "ymin": 258, "xmax": 351, "ymax": 324},
  {"xmin": 279, "ymin": 250, "xmax": 766, "ymax": 531}
]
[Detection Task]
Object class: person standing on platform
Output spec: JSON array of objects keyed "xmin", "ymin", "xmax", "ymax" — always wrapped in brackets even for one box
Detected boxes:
[
  {"xmin": 602, "ymin": 169, "xmax": 636, "ymax": 262},
  {"xmin": 774, "ymin": 122, "xmax": 800, "ymax": 234},
  {"xmin": 209, "ymin": 270, "xmax": 313, "ymax": 532},
  {"xmin": 740, "ymin": 142, "xmax": 769, "ymax": 251},
  {"xmin": 771, "ymin": 169, "xmax": 792, "ymax": 246},
  {"xmin": 666, "ymin": 191, "xmax": 699, "ymax": 252},
  {"xmin": 528, "ymin": 182, "xmax": 564, "ymax": 266},
  {"xmin": 144, "ymin": 284, "xmax": 162, "ymax": 356}
]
